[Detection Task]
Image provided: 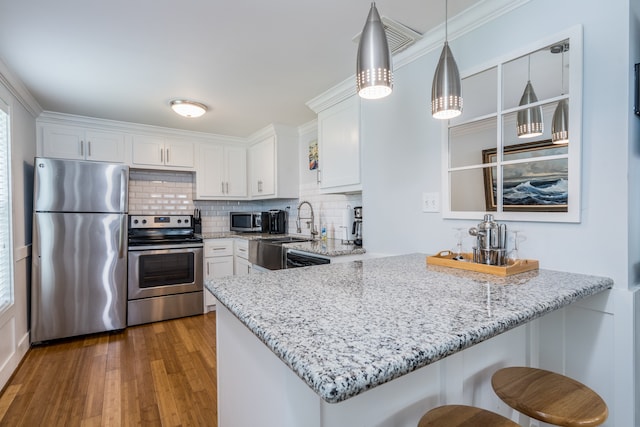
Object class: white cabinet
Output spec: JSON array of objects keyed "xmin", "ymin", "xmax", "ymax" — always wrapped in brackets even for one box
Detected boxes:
[
  {"xmin": 249, "ymin": 136, "xmax": 275, "ymax": 197},
  {"xmin": 204, "ymin": 239, "xmax": 235, "ymax": 312},
  {"xmin": 234, "ymin": 239, "xmax": 251, "ymax": 275},
  {"xmin": 248, "ymin": 124, "xmax": 298, "ymax": 199},
  {"xmin": 196, "ymin": 144, "xmax": 247, "ymax": 199},
  {"xmin": 131, "ymin": 134, "xmax": 195, "ymax": 169},
  {"xmin": 41, "ymin": 125, "xmax": 125, "ymax": 163},
  {"xmin": 317, "ymin": 95, "xmax": 361, "ymax": 193}
]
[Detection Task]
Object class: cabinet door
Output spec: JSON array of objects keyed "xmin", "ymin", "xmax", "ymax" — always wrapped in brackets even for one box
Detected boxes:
[
  {"xmin": 165, "ymin": 139, "xmax": 195, "ymax": 168},
  {"xmin": 131, "ymin": 135, "xmax": 164, "ymax": 166},
  {"xmin": 318, "ymin": 96, "xmax": 361, "ymax": 191},
  {"xmin": 249, "ymin": 136, "xmax": 275, "ymax": 197},
  {"xmin": 234, "ymin": 257, "xmax": 251, "ymax": 276},
  {"xmin": 225, "ymin": 146, "xmax": 247, "ymax": 197},
  {"xmin": 197, "ymin": 144, "xmax": 226, "ymax": 198},
  {"xmin": 209, "ymin": 256, "xmax": 234, "ymax": 277},
  {"xmin": 85, "ymin": 130, "xmax": 125, "ymax": 163},
  {"xmin": 42, "ymin": 127, "xmax": 84, "ymax": 160}
]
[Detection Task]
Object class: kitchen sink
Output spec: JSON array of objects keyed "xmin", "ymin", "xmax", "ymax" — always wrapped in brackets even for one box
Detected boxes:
[{"xmin": 249, "ymin": 236, "xmax": 314, "ymax": 270}]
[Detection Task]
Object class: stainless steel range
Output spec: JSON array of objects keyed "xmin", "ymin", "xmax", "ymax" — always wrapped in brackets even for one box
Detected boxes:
[{"xmin": 127, "ymin": 214, "xmax": 203, "ymax": 326}]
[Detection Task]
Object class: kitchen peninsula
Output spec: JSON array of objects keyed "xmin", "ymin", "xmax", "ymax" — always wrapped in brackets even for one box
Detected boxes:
[{"xmin": 207, "ymin": 254, "xmax": 613, "ymax": 427}]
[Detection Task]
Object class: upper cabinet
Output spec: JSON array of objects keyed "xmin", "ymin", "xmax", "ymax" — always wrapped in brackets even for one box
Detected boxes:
[
  {"xmin": 130, "ymin": 135, "xmax": 195, "ymax": 170},
  {"xmin": 248, "ymin": 125, "xmax": 298, "ymax": 199},
  {"xmin": 41, "ymin": 125, "xmax": 125, "ymax": 163},
  {"xmin": 317, "ymin": 95, "xmax": 361, "ymax": 193},
  {"xmin": 444, "ymin": 26, "xmax": 582, "ymax": 223},
  {"xmin": 196, "ymin": 143, "xmax": 247, "ymax": 199}
]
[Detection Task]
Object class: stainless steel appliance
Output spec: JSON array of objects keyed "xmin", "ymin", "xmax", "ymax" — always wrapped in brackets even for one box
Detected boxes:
[
  {"xmin": 230, "ymin": 211, "xmax": 262, "ymax": 232},
  {"xmin": 127, "ymin": 215, "xmax": 203, "ymax": 326},
  {"xmin": 249, "ymin": 236, "xmax": 312, "ymax": 270},
  {"xmin": 352, "ymin": 206, "xmax": 363, "ymax": 247},
  {"xmin": 31, "ymin": 157, "xmax": 129, "ymax": 343},
  {"xmin": 261, "ymin": 209, "xmax": 287, "ymax": 234},
  {"xmin": 286, "ymin": 249, "xmax": 330, "ymax": 268}
]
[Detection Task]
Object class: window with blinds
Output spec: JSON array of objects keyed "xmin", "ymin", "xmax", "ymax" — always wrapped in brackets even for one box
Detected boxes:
[{"xmin": 0, "ymin": 105, "xmax": 12, "ymax": 314}]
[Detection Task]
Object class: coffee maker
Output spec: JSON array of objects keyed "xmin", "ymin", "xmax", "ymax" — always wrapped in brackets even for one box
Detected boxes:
[{"xmin": 352, "ymin": 206, "xmax": 363, "ymax": 246}]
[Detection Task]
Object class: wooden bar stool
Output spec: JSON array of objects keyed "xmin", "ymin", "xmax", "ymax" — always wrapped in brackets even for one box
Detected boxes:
[
  {"xmin": 491, "ymin": 367, "xmax": 608, "ymax": 427},
  {"xmin": 418, "ymin": 404, "xmax": 519, "ymax": 427}
]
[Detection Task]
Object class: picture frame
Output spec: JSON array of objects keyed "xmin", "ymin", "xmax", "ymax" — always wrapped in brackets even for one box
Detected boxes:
[
  {"xmin": 482, "ymin": 139, "xmax": 568, "ymax": 212},
  {"xmin": 308, "ymin": 140, "xmax": 318, "ymax": 170}
]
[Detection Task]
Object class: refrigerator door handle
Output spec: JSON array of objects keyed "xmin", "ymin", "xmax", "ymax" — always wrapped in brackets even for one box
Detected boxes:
[
  {"xmin": 119, "ymin": 168, "xmax": 127, "ymax": 212},
  {"xmin": 118, "ymin": 214, "xmax": 126, "ymax": 259}
]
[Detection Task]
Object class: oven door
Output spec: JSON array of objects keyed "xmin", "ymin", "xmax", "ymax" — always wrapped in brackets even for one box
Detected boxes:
[{"xmin": 128, "ymin": 246, "xmax": 203, "ymax": 300}]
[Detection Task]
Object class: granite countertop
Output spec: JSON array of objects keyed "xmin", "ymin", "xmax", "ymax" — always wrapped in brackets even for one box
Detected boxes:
[
  {"xmin": 206, "ymin": 253, "xmax": 613, "ymax": 403},
  {"xmin": 201, "ymin": 232, "xmax": 366, "ymax": 257}
]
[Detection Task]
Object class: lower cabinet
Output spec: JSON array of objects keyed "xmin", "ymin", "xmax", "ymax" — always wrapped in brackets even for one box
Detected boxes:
[
  {"xmin": 234, "ymin": 239, "xmax": 251, "ymax": 275},
  {"xmin": 204, "ymin": 238, "xmax": 252, "ymax": 312},
  {"xmin": 204, "ymin": 239, "xmax": 234, "ymax": 312}
]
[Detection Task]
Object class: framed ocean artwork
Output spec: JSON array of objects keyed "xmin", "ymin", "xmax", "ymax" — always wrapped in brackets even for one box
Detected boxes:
[
  {"xmin": 482, "ymin": 140, "xmax": 568, "ymax": 212},
  {"xmin": 308, "ymin": 140, "xmax": 318, "ymax": 170}
]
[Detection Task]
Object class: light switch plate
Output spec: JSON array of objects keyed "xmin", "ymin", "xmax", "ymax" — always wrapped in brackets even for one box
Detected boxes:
[{"xmin": 422, "ymin": 192, "xmax": 440, "ymax": 213}]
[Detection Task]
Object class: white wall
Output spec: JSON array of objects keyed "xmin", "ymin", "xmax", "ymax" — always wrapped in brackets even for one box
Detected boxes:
[
  {"xmin": 361, "ymin": 0, "xmax": 637, "ymax": 425},
  {"xmin": 0, "ymin": 65, "xmax": 37, "ymax": 390}
]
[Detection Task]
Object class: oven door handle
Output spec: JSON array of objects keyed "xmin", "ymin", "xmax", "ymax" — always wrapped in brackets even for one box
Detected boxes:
[{"xmin": 119, "ymin": 214, "xmax": 126, "ymax": 258}]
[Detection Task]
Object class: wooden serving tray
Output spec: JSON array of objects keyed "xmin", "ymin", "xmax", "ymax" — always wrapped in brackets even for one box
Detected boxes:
[{"xmin": 426, "ymin": 250, "xmax": 539, "ymax": 276}]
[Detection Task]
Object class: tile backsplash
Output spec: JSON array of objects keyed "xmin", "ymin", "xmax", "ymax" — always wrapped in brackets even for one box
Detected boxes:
[{"xmin": 128, "ymin": 170, "xmax": 362, "ymax": 236}]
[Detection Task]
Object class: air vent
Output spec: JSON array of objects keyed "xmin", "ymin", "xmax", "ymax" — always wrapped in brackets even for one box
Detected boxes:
[{"xmin": 353, "ymin": 16, "xmax": 422, "ymax": 55}]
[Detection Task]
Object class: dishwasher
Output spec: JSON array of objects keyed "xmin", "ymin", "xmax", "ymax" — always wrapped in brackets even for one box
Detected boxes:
[{"xmin": 285, "ymin": 249, "xmax": 330, "ymax": 268}]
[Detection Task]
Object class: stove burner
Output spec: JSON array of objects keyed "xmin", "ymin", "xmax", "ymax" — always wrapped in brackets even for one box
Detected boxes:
[{"xmin": 128, "ymin": 214, "xmax": 202, "ymax": 248}]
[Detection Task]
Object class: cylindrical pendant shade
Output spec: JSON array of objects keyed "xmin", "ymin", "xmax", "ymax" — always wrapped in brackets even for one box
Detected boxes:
[
  {"xmin": 516, "ymin": 81, "xmax": 543, "ymax": 138},
  {"xmin": 552, "ymin": 99, "xmax": 569, "ymax": 144},
  {"xmin": 356, "ymin": 3, "xmax": 393, "ymax": 100},
  {"xmin": 431, "ymin": 42, "xmax": 463, "ymax": 119}
]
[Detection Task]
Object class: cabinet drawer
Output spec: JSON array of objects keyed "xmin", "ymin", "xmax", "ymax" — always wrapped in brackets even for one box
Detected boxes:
[
  {"xmin": 234, "ymin": 239, "xmax": 249, "ymax": 259},
  {"xmin": 205, "ymin": 240, "xmax": 234, "ymax": 257}
]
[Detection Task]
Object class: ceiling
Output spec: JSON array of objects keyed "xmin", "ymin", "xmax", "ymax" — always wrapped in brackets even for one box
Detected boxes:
[{"xmin": 0, "ymin": 0, "xmax": 478, "ymax": 138}]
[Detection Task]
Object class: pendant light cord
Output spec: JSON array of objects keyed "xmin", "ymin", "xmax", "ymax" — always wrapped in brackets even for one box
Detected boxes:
[
  {"xmin": 560, "ymin": 49, "xmax": 565, "ymax": 95},
  {"xmin": 445, "ymin": 0, "xmax": 448, "ymax": 42}
]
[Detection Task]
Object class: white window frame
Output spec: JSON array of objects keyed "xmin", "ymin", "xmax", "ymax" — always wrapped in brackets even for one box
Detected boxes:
[{"xmin": 0, "ymin": 96, "xmax": 14, "ymax": 315}]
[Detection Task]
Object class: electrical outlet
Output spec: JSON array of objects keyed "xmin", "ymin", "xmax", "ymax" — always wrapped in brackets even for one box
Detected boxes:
[{"xmin": 422, "ymin": 192, "xmax": 440, "ymax": 213}]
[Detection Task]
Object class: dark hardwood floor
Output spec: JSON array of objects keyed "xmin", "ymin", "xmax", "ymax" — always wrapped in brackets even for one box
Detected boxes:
[{"xmin": 0, "ymin": 312, "xmax": 217, "ymax": 426}]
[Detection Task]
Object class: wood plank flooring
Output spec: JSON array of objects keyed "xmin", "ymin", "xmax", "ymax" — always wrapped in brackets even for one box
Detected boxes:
[{"xmin": 0, "ymin": 312, "xmax": 217, "ymax": 427}]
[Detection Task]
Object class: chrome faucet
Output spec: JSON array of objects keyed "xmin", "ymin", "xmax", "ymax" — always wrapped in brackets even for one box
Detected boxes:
[{"xmin": 296, "ymin": 200, "xmax": 318, "ymax": 237}]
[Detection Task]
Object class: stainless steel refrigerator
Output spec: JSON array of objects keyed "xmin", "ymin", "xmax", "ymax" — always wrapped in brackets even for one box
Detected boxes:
[{"xmin": 31, "ymin": 157, "xmax": 129, "ymax": 343}]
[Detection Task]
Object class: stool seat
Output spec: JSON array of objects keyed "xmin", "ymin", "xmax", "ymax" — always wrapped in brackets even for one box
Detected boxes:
[
  {"xmin": 491, "ymin": 367, "xmax": 608, "ymax": 427},
  {"xmin": 418, "ymin": 405, "xmax": 519, "ymax": 427}
]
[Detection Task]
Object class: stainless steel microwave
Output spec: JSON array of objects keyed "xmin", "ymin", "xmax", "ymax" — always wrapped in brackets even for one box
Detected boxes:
[{"xmin": 230, "ymin": 211, "xmax": 262, "ymax": 232}]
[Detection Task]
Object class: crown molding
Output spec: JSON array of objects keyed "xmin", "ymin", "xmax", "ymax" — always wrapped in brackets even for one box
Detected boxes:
[
  {"xmin": 0, "ymin": 59, "xmax": 43, "ymax": 118},
  {"xmin": 37, "ymin": 111, "xmax": 245, "ymax": 144},
  {"xmin": 306, "ymin": 0, "xmax": 530, "ymax": 113},
  {"xmin": 297, "ymin": 119, "xmax": 318, "ymax": 137}
]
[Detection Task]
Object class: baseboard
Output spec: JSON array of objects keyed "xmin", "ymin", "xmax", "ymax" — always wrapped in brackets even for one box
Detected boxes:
[{"xmin": 0, "ymin": 331, "xmax": 30, "ymax": 392}]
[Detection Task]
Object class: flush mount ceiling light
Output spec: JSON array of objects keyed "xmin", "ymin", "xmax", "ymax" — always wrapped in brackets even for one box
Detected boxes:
[
  {"xmin": 170, "ymin": 100, "xmax": 207, "ymax": 118},
  {"xmin": 356, "ymin": 2, "xmax": 393, "ymax": 100},
  {"xmin": 516, "ymin": 55, "xmax": 544, "ymax": 138},
  {"xmin": 431, "ymin": 0, "xmax": 463, "ymax": 119},
  {"xmin": 551, "ymin": 43, "xmax": 569, "ymax": 144}
]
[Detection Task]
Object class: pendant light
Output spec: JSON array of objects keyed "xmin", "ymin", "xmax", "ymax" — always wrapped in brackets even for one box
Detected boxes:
[
  {"xmin": 356, "ymin": 2, "xmax": 393, "ymax": 100},
  {"xmin": 516, "ymin": 56, "xmax": 543, "ymax": 138},
  {"xmin": 431, "ymin": 0, "xmax": 462, "ymax": 119},
  {"xmin": 552, "ymin": 44, "xmax": 569, "ymax": 144}
]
